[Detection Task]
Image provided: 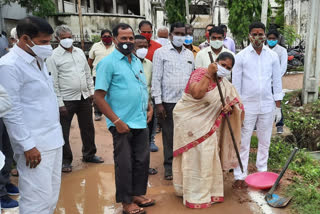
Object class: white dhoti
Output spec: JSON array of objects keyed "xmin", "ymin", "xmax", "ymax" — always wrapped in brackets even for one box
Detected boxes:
[
  {"xmin": 15, "ymin": 147, "xmax": 62, "ymax": 214},
  {"xmin": 234, "ymin": 112, "xmax": 274, "ymax": 180}
]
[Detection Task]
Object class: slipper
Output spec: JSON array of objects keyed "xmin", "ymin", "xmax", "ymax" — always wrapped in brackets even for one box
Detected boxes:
[
  {"xmin": 62, "ymin": 164, "xmax": 72, "ymax": 173},
  {"xmin": 122, "ymin": 209, "xmax": 145, "ymax": 214},
  {"xmin": 133, "ymin": 196, "xmax": 156, "ymax": 207},
  {"xmin": 148, "ymin": 168, "xmax": 158, "ymax": 175}
]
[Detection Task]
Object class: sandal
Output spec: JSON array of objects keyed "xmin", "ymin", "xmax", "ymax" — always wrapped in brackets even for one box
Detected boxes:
[
  {"xmin": 164, "ymin": 175, "xmax": 173, "ymax": 180},
  {"xmin": 133, "ymin": 196, "xmax": 156, "ymax": 207},
  {"xmin": 123, "ymin": 203, "xmax": 145, "ymax": 214},
  {"xmin": 148, "ymin": 168, "xmax": 158, "ymax": 175},
  {"xmin": 62, "ymin": 164, "xmax": 72, "ymax": 173}
]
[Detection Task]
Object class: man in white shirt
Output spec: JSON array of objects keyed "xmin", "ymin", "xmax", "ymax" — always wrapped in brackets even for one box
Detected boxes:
[
  {"xmin": 199, "ymin": 24, "xmax": 214, "ymax": 50},
  {"xmin": 155, "ymin": 26, "xmax": 170, "ymax": 46},
  {"xmin": 0, "ymin": 16, "xmax": 64, "ymax": 214},
  {"xmin": 232, "ymin": 22, "xmax": 283, "ymax": 188},
  {"xmin": 46, "ymin": 25, "xmax": 103, "ymax": 173},
  {"xmin": 267, "ymin": 30, "xmax": 288, "ymax": 134},
  {"xmin": 220, "ymin": 24, "xmax": 236, "ymax": 53},
  {"xmin": 195, "ymin": 26, "xmax": 234, "ymax": 79}
]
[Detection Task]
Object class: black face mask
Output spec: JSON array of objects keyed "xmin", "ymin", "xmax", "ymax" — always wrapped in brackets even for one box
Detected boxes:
[{"xmin": 117, "ymin": 42, "xmax": 134, "ymax": 56}]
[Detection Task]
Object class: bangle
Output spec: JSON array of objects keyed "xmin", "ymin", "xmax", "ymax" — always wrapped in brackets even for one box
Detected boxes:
[{"xmin": 113, "ymin": 118, "xmax": 121, "ymax": 124}]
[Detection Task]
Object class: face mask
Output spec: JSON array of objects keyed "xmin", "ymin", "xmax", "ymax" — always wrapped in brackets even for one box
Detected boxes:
[
  {"xmin": 140, "ymin": 32, "xmax": 152, "ymax": 41},
  {"xmin": 27, "ymin": 39, "xmax": 53, "ymax": 60},
  {"xmin": 217, "ymin": 63, "xmax": 231, "ymax": 77},
  {"xmin": 249, "ymin": 35, "xmax": 266, "ymax": 48},
  {"xmin": 116, "ymin": 41, "xmax": 134, "ymax": 56},
  {"xmin": 102, "ymin": 37, "xmax": 112, "ymax": 45},
  {"xmin": 267, "ymin": 40, "xmax": 278, "ymax": 47},
  {"xmin": 172, "ymin": 35, "xmax": 185, "ymax": 47},
  {"xmin": 157, "ymin": 38, "xmax": 169, "ymax": 46},
  {"xmin": 60, "ymin": 38, "xmax": 73, "ymax": 49},
  {"xmin": 184, "ymin": 35, "xmax": 193, "ymax": 45},
  {"xmin": 210, "ymin": 40, "xmax": 224, "ymax": 49},
  {"xmin": 136, "ymin": 48, "xmax": 148, "ymax": 59}
]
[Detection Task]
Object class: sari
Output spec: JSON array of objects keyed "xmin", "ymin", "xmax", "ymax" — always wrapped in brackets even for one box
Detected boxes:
[{"xmin": 172, "ymin": 68, "xmax": 244, "ymax": 209}]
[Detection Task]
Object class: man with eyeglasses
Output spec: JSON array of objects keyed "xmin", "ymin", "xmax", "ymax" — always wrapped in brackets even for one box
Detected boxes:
[
  {"xmin": 88, "ymin": 29, "xmax": 115, "ymax": 121},
  {"xmin": 138, "ymin": 20, "xmax": 162, "ymax": 62}
]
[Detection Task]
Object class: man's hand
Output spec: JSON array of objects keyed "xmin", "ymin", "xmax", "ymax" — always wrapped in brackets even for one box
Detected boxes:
[
  {"xmin": 156, "ymin": 104, "xmax": 166, "ymax": 120},
  {"xmin": 147, "ymin": 107, "xmax": 153, "ymax": 123},
  {"xmin": 24, "ymin": 147, "xmax": 41, "ymax": 168},
  {"xmin": 59, "ymin": 106, "xmax": 68, "ymax": 117},
  {"xmin": 88, "ymin": 95, "xmax": 94, "ymax": 104},
  {"xmin": 115, "ymin": 120, "xmax": 130, "ymax": 134}
]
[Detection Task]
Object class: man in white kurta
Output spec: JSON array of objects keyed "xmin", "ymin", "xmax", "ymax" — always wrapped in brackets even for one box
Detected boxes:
[
  {"xmin": 0, "ymin": 17, "xmax": 64, "ymax": 214},
  {"xmin": 232, "ymin": 22, "xmax": 283, "ymax": 184}
]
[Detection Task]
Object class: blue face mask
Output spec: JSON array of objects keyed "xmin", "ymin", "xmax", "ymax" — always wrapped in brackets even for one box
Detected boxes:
[
  {"xmin": 267, "ymin": 40, "xmax": 278, "ymax": 47},
  {"xmin": 184, "ymin": 35, "xmax": 193, "ymax": 45}
]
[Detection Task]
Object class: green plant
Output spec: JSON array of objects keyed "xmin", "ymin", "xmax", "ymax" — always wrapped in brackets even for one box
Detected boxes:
[
  {"xmin": 2, "ymin": 0, "xmax": 56, "ymax": 17},
  {"xmin": 165, "ymin": 0, "xmax": 191, "ymax": 24},
  {"xmin": 280, "ymin": 25, "xmax": 301, "ymax": 48},
  {"xmin": 274, "ymin": 0, "xmax": 285, "ymax": 28},
  {"xmin": 91, "ymin": 35, "xmax": 101, "ymax": 43}
]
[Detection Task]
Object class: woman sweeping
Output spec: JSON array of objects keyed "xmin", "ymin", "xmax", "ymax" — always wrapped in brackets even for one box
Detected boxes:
[{"xmin": 172, "ymin": 52, "xmax": 244, "ymax": 209}]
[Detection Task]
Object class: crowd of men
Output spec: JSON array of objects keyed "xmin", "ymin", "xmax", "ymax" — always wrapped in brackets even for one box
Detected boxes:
[{"xmin": 0, "ymin": 15, "xmax": 288, "ymax": 214}]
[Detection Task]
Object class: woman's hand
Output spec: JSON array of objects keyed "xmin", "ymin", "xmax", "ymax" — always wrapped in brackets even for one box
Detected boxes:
[
  {"xmin": 207, "ymin": 63, "xmax": 218, "ymax": 79},
  {"xmin": 222, "ymin": 105, "xmax": 232, "ymax": 114}
]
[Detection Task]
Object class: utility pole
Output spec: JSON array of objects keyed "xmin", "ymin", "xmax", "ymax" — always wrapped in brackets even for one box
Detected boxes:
[
  {"xmin": 77, "ymin": 0, "xmax": 85, "ymax": 50},
  {"xmin": 185, "ymin": 0, "xmax": 190, "ymax": 24},
  {"xmin": 302, "ymin": 0, "xmax": 320, "ymax": 104},
  {"xmin": 261, "ymin": 0, "xmax": 268, "ymax": 26},
  {"xmin": 113, "ymin": 0, "xmax": 117, "ymax": 14}
]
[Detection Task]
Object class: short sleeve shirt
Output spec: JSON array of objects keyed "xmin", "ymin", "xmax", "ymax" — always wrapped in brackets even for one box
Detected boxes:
[
  {"xmin": 88, "ymin": 41, "xmax": 115, "ymax": 77},
  {"xmin": 145, "ymin": 40, "xmax": 162, "ymax": 61},
  {"xmin": 95, "ymin": 49, "xmax": 148, "ymax": 129}
]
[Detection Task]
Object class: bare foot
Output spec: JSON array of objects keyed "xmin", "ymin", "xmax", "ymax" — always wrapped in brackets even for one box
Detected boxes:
[
  {"xmin": 122, "ymin": 203, "xmax": 144, "ymax": 214},
  {"xmin": 133, "ymin": 195, "xmax": 156, "ymax": 207}
]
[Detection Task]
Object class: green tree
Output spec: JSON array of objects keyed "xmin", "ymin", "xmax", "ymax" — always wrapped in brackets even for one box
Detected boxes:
[
  {"xmin": 165, "ymin": 0, "xmax": 191, "ymax": 24},
  {"xmin": 226, "ymin": 0, "xmax": 271, "ymax": 47},
  {"xmin": 1, "ymin": 0, "xmax": 56, "ymax": 17},
  {"xmin": 274, "ymin": 0, "xmax": 285, "ymax": 28}
]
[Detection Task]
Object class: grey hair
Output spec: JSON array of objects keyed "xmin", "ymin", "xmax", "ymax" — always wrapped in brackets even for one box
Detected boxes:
[
  {"xmin": 55, "ymin": 25, "xmax": 72, "ymax": 38},
  {"xmin": 157, "ymin": 26, "xmax": 168, "ymax": 32}
]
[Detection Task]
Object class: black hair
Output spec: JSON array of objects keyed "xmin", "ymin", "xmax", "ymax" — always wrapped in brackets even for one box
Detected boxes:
[
  {"xmin": 249, "ymin": 21, "xmax": 265, "ymax": 33},
  {"xmin": 220, "ymin": 24, "xmax": 227, "ymax": 30},
  {"xmin": 267, "ymin": 30, "xmax": 279, "ymax": 38},
  {"xmin": 139, "ymin": 20, "xmax": 153, "ymax": 29},
  {"xmin": 209, "ymin": 26, "xmax": 225, "ymax": 37},
  {"xmin": 170, "ymin": 22, "xmax": 185, "ymax": 33},
  {"xmin": 16, "ymin": 16, "xmax": 54, "ymax": 39},
  {"xmin": 112, "ymin": 23, "xmax": 134, "ymax": 37},
  {"xmin": 216, "ymin": 52, "xmax": 235, "ymax": 67},
  {"xmin": 134, "ymin": 35, "xmax": 147, "ymax": 40},
  {"xmin": 205, "ymin": 24, "xmax": 215, "ymax": 31},
  {"xmin": 185, "ymin": 24, "xmax": 193, "ymax": 31},
  {"xmin": 100, "ymin": 29, "xmax": 112, "ymax": 37}
]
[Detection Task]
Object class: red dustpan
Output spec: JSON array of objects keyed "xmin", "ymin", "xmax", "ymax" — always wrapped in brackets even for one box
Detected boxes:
[{"xmin": 245, "ymin": 171, "xmax": 279, "ymax": 189}]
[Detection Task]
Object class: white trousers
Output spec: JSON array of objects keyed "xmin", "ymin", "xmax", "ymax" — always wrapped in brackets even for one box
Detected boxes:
[
  {"xmin": 234, "ymin": 112, "xmax": 274, "ymax": 180},
  {"xmin": 15, "ymin": 147, "xmax": 62, "ymax": 214}
]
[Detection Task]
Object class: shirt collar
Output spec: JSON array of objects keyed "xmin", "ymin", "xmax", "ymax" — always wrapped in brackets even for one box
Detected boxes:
[
  {"xmin": 113, "ymin": 48, "xmax": 138, "ymax": 61},
  {"xmin": 12, "ymin": 45, "xmax": 36, "ymax": 64},
  {"xmin": 168, "ymin": 42, "xmax": 186, "ymax": 52},
  {"xmin": 56, "ymin": 45, "xmax": 76, "ymax": 55},
  {"xmin": 248, "ymin": 44, "xmax": 268, "ymax": 52}
]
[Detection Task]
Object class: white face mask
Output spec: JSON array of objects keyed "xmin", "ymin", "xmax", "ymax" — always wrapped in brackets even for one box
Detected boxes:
[
  {"xmin": 217, "ymin": 63, "xmax": 231, "ymax": 77},
  {"xmin": 27, "ymin": 39, "xmax": 53, "ymax": 60},
  {"xmin": 157, "ymin": 38, "xmax": 169, "ymax": 46},
  {"xmin": 136, "ymin": 48, "xmax": 148, "ymax": 59},
  {"xmin": 210, "ymin": 40, "xmax": 224, "ymax": 49},
  {"xmin": 172, "ymin": 35, "xmax": 185, "ymax": 47},
  {"xmin": 60, "ymin": 38, "xmax": 73, "ymax": 49}
]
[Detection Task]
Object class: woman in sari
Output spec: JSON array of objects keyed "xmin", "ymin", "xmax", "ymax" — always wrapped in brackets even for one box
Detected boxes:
[{"xmin": 172, "ymin": 52, "xmax": 244, "ymax": 209}]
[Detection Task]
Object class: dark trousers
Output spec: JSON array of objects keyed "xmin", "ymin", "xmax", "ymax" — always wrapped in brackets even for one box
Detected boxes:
[
  {"xmin": 109, "ymin": 127, "xmax": 149, "ymax": 203},
  {"xmin": 60, "ymin": 98, "xmax": 97, "ymax": 165},
  {"xmin": 158, "ymin": 103, "xmax": 176, "ymax": 176},
  {"xmin": 147, "ymin": 100, "xmax": 157, "ymax": 144},
  {"xmin": 0, "ymin": 119, "xmax": 13, "ymax": 197},
  {"xmin": 93, "ymin": 77, "xmax": 102, "ymax": 116}
]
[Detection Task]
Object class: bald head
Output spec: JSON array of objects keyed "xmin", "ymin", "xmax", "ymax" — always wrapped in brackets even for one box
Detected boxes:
[{"xmin": 157, "ymin": 27, "xmax": 169, "ymax": 39}]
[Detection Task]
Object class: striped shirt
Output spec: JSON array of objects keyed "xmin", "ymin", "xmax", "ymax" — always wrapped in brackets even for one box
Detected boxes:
[{"xmin": 151, "ymin": 43, "xmax": 194, "ymax": 104}]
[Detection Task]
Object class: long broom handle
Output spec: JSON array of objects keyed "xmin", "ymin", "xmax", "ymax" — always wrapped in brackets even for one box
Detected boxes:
[{"xmin": 208, "ymin": 52, "xmax": 244, "ymax": 173}]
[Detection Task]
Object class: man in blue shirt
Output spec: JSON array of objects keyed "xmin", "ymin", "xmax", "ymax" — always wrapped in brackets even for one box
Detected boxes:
[{"xmin": 94, "ymin": 23, "xmax": 155, "ymax": 214}]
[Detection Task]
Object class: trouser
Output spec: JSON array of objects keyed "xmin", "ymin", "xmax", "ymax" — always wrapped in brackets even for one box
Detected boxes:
[
  {"xmin": 276, "ymin": 108, "xmax": 284, "ymax": 127},
  {"xmin": 93, "ymin": 77, "xmax": 102, "ymax": 116},
  {"xmin": 0, "ymin": 119, "xmax": 13, "ymax": 197},
  {"xmin": 109, "ymin": 127, "xmax": 149, "ymax": 203},
  {"xmin": 234, "ymin": 112, "xmax": 274, "ymax": 180},
  {"xmin": 158, "ymin": 103, "xmax": 176, "ymax": 176},
  {"xmin": 147, "ymin": 100, "xmax": 157, "ymax": 145},
  {"xmin": 15, "ymin": 147, "xmax": 62, "ymax": 214},
  {"xmin": 60, "ymin": 97, "xmax": 97, "ymax": 165}
]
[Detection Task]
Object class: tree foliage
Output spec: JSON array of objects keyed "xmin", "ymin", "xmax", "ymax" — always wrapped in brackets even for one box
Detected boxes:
[
  {"xmin": 226, "ymin": 0, "xmax": 271, "ymax": 45},
  {"xmin": 1, "ymin": 0, "xmax": 56, "ymax": 17},
  {"xmin": 165, "ymin": 0, "xmax": 191, "ymax": 24},
  {"xmin": 274, "ymin": 0, "xmax": 285, "ymax": 28}
]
